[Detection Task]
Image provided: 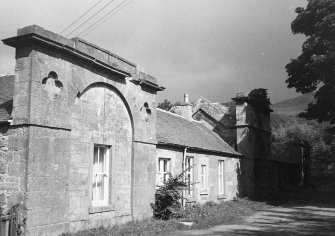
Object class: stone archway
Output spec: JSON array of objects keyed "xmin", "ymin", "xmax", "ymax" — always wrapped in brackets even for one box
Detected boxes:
[{"xmin": 70, "ymin": 83, "xmax": 133, "ymax": 222}]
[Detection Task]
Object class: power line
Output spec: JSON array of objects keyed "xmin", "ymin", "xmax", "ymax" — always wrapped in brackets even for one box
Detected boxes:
[
  {"xmin": 78, "ymin": 0, "xmax": 130, "ymax": 37},
  {"xmin": 59, "ymin": 0, "xmax": 105, "ymax": 35},
  {"xmin": 78, "ymin": 0, "xmax": 132, "ymax": 37},
  {"xmin": 79, "ymin": 0, "xmax": 134, "ymax": 38},
  {"xmin": 65, "ymin": 0, "xmax": 116, "ymax": 37}
]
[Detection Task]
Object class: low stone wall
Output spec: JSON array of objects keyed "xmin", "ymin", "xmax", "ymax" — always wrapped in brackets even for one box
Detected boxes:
[
  {"xmin": 255, "ymin": 159, "xmax": 301, "ymax": 198},
  {"xmin": 236, "ymin": 158, "xmax": 255, "ymax": 198}
]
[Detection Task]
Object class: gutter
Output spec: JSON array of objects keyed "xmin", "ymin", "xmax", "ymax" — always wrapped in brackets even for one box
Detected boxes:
[
  {"xmin": 130, "ymin": 77, "xmax": 165, "ymax": 92},
  {"xmin": 156, "ymin": 142, "xmax": 242, "ymax": 158}
]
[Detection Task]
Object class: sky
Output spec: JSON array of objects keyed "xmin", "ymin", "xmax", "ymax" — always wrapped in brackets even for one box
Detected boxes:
[{"xmin": 0, "ymin": 0, "xmax": 307, "ymax": 104}]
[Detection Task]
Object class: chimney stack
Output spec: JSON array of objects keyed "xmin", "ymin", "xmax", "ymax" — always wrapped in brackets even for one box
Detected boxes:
[
  {"xmin": 174, "ymin": 94, "xmax": 193, "ymax": 121},
  {"xmin": 181, "ymin": 94, "xmax": 192, "ymax": 121}
]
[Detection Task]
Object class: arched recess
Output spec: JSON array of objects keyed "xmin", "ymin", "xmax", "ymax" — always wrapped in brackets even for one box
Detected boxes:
[
  {"xmin": 72, "ymin": 82, "xmax": 135, "ymax": 218},
  {"xmin": 78, "ymin": 82, "xmax": 134, "ymax": 135}
]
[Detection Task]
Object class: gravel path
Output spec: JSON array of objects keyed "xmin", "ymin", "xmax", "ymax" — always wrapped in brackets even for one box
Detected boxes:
[{"xmin": 171, "ymin": 175, "xmax": 335, "ymax": 236}]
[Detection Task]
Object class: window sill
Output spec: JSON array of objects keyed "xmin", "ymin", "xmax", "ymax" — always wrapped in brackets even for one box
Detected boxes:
[
  {"xmin": 89, "ymin": 205, "xmax": 115, "ymax": 214},
  {"xmin": 200, "ymin": 191, "xmax": 208, "ymax": 196},
  {"xmin": 217, "ymin": 194, "xmax": 227, "ymax": 200}
]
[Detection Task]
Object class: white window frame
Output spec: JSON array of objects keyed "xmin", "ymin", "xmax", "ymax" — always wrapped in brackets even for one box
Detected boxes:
[
  {"xmin": 157, "ymin": 158, "xmax": 171, "ymax": 186},
  {"xmin": 92, "ymin": 145, "xmax": 110, "ymax": 206},
  {"xmin": 218, "ymin": 160, "xmax": 225, "ymax": 195},
  {"xmin": 184, "ymin": 156, "xmax": 194, "ymax": 197},
  {"xmin": 200, "ymin": 164, "xmax": 207, "ymax": 191}
]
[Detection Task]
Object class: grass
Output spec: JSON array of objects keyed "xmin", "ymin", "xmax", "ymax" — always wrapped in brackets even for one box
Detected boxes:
[
  {"xmin": 61, "ymin": 198, "xmax": 268, "ymax": 236},
  {"xmin": 175, "ymin": 198, "xmax": 268, "ymax": 229},
  {"xmin": 61, "ymin": 219, "xmax": 187, "ymax": 236}
]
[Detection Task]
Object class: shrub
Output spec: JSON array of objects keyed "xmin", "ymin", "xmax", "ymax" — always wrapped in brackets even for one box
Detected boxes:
[{"xmin": 150, "ymin": 171, "xmax": 190, "ymax": 220}]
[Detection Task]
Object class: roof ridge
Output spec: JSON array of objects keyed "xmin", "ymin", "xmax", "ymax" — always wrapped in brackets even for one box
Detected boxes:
[
  {"xmin": 0, "ymin": 73, "xmax": 14, "ymax": 77},
  {"xmin": 196, "ymin": 97, "xmax": 226, "ymax": 110},
  {"xmin": 197, "ymin": 96, "xmax": 212, "ymax": 103},
  {"xmin": 157, "ymin": 108, "xmax": 189, "ymax": 121},
  {"xmin": 192, "ymin": 121, "xmax": 240, "ymax": 155}
]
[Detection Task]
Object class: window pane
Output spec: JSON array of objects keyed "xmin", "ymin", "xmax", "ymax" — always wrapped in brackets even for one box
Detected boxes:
[
  {"xmin": 93, "ymin": 147, "xmax": 98, "ymax": 201},
  {"xmin": 159, "ymin": 159, "xmax": 163, "ymax": 172},
  {"xmin": 99, "ymin": 147, "xmax": 105, "ymax": 173},
  {"xmin": 201, "ymin": 165, "xmax": 206, "ymax": 190},
  {"xmin": 98, "ymin": 174, "xmax": 103, "ymax": 200},
  {"xmin": 218, "ymin": 161, "xmax": 225, "ymax": 194},
  {"xmin": 94, "ymin": 147, "xmax": 98, "ymax": 172},
  {"xmin": 164, "ymin": 160, "xmax": 168, "ymax": 172},
  {"xmin": 157, "ymin": 158, "xmax": 171, "ymax": 185}
]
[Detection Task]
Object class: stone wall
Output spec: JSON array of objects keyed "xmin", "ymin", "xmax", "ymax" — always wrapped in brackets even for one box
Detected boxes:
[
  {"xmin": 236, "ymin": 158, "xmax": 255, "ymax": 198},
  {"xmin": 255, "ymin": 159, "xmax": 301, "ymax": 197},
  {"xmin": 26, "ymin": 126, "xmax": 70, "ymax": 235},
  {"xmin": 0, "ymin": 124, "xmax": 27, "ymax": 219}
]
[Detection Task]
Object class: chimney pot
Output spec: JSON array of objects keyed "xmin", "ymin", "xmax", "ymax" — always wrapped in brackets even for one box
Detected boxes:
[{"xmin": 184, "ymin": 94, "xmax": 189, "ymax": 104}]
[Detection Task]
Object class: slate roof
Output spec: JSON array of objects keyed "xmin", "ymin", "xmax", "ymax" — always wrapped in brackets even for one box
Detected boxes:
[
  {"xmin": 156, "ymin": 108, "xmax": 241, "ymax": 156},
  {"xmin": 0, "ymin": 74, "xmax": 14, "ymax": 122},
  {"xmin": 192, "ymin": 97, "xmax": 229, "ymax": 122}
]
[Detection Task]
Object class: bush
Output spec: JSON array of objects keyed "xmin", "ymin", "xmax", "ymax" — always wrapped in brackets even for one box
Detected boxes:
[{"xmin": 150, "ymin": 171, "xmax": 189, "ymax": 220}]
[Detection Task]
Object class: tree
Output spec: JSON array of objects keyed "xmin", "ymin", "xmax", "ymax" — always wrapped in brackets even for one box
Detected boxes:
[
  {"xmin": 157, "ymin": 99, "xmax": 173, "ymax": 111},
  {"xmin": 157, "ymin": 99, "xmax": 181, "ymax": 111},
  {"xmin": 272, "ymin": 116, "xmax": 331, "ymax": 157},
  {"xmin": 248, "ymin": 88, "xmax": 271, "ymax": 110},
  {"xmin": 286, "ymin": 0, "xmax": 335, "ymax": 123}
]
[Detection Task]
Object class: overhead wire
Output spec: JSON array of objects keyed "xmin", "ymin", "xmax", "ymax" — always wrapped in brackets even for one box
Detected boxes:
[
  {"xmin": 65, "ymin": 0, "xmax": 116, "ymax": 37},
  {"xmin": 59, "ymin": 0, "xmax": 105, "ymax": 35},
  {"xmin": 78, "ymin": 0, "xmax": 134, "ymax": 38}
]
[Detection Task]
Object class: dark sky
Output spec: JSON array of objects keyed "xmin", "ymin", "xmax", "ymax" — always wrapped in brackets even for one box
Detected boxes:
[{"xmin": 0, "ymin": 0, "xmax": 307, "ymax": 103}]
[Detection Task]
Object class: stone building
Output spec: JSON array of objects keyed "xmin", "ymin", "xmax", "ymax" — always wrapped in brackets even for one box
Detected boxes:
[
  {"xmin": 156, "ymin": 106, "xmax": 242, "ymax": 203},
  {"xmin": 190, "ymin": 94, "xmax": 305, "ymax": 197},
  {"xmin": 0, "ymin": 25, "xmax": 164, "ymax": 235},
  {"xmin": 0, "ymin": 25, "xmax": 305, "ymax": 235}
]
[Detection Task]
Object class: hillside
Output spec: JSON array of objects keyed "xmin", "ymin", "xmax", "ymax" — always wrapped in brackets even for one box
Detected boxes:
[
  {"xmin": 271, "ymin": 92, "xmax": 315, "ymax": 115},
  {"xmin": 270, "ymin": 93, "xmax": 315, "ymax": 127},
  {"xmin": 271, "ymin": 93, "xmax": 334, "ymax": 176}
]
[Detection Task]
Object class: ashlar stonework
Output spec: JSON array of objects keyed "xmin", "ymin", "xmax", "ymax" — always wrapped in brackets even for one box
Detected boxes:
[{"xmin": 0, "ymin": 25, "xmax": 163, "ymax": 235}]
